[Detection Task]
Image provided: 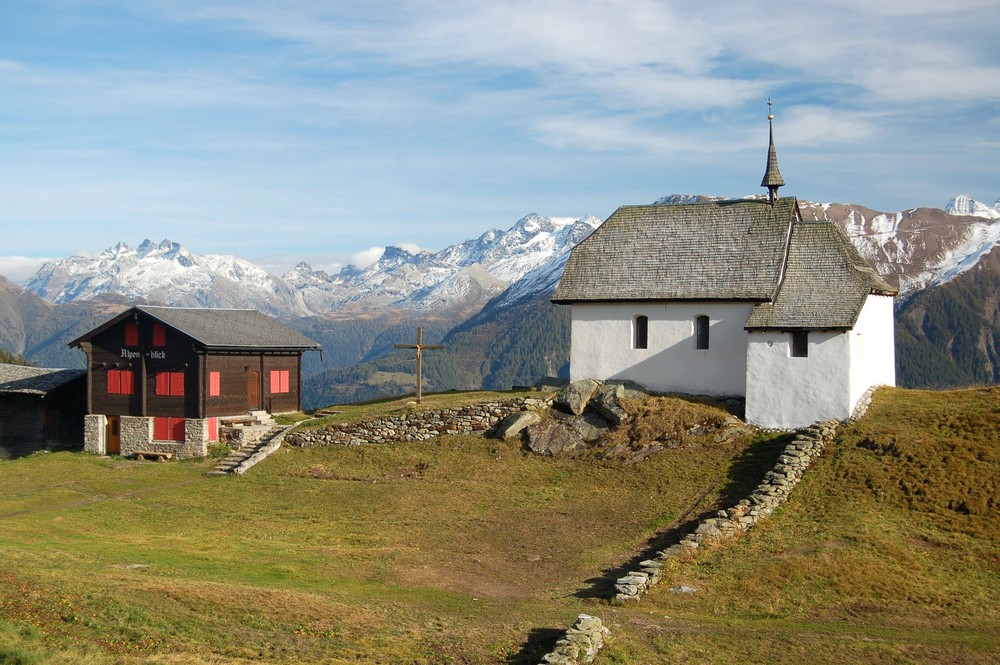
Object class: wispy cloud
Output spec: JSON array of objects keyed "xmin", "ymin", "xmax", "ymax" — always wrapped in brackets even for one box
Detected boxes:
[{"xmin": 1, "ymin": 0, "xmax": 998, "ymax": 264}]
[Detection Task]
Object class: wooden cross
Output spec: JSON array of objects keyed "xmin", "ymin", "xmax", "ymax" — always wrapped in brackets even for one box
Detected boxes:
[{"xmin": 394, "ymin": 327, "xmax": 444, "ymax": 403}]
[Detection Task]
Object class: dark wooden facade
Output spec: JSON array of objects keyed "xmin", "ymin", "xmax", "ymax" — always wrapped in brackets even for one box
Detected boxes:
[
  {"xmin": 0, "ymin": 365, "xmax": 86, "ymax": 459},
  {"xmin": 70, "ymin": 306, "xmax": 320, "ymax": 423}
]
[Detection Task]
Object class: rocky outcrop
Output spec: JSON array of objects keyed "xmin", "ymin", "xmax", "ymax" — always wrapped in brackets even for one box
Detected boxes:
[{"xmin": 526, "ymin": 410, "xmax": 613, "ymax": 456}]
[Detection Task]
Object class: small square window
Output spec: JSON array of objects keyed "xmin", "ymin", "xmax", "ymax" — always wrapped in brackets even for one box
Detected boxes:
[{"xmin": 791, "ymin": 331, "xmax": 809, "ymax": 358}]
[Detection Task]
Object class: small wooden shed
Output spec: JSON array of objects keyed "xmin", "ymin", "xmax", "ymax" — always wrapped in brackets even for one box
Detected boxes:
[
  {"xmin": 0, "ymin": 364, "xmax": 86, "ymax": 459},
  {"xmin": 69, "ymin": 306, "xmax": 321, "ymax": 458}
]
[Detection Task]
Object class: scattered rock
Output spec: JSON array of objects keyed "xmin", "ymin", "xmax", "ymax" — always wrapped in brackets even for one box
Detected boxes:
[{"xmin": 669, "ymin": 585, "xmax": 699, "ymax": 594}]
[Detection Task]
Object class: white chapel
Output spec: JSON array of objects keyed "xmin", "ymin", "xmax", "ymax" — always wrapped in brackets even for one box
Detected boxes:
[{"xmin": 551, "ymin": 111, "xmax": 897, "ymax": 428}]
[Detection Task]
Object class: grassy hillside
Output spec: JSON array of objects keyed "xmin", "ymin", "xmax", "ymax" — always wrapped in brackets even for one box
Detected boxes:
[
  {"xmin": 0, "ymin": 392, "xmax": 759, "ymax": 664},
  {"xmin": 0, "ymin": 388, "xmax": 996, "ymax": 664},
  {"xmin": 599, "ymin": 386, "xmax": 999, "ymax": 663}
]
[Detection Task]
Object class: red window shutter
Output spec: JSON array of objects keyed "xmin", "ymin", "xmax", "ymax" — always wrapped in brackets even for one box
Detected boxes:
[
  {"xmin": 121, "ymin": 370, "xmax": 135, "ymax": 395},
  {"xmin": 270, "ymin": 370, "xmax": 280, "ymax": 393},
  {"xmin": 170, "ymin": 372, "xmax": 184, "ymax": 396},
  {"xmin": 171, "ymin": 418, "xmax": 185, "ymax": 441},
  {"xmin": 155, "ymin": 372, "xmax": 169, "ymax": 396},
  {"xmin": 125, "ymin": 323, "xmax": 138, "ymax": 346},
  {"xmin": 281, "ymin": 370, "xmax": 289, "ymax": 393},
  {"xmin": 153, "ymin": 323, "xmax": 166, "ymax": 347},
  {"xmin": 107, "ymin": 370, "xmax": 121, "ymax": 394},
  {"xmin": 209, "ymin": 371, "xmax": 221, "ymax": 397},
  {"xmin": 154, "ymin": 417, "xmax": 169, "ymax": 440},
  {"xmin": 208, "ymin": 417, "xmax": 218, "ymax": 441}
]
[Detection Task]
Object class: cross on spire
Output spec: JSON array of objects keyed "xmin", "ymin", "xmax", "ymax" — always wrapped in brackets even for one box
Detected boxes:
[
  {"xmin": 761, "ymin": 98, "xmax": 785, "ymax": 204},
  {"xmin": 393, "ymin": 327, "xmax": 444, "ymax": 403}
]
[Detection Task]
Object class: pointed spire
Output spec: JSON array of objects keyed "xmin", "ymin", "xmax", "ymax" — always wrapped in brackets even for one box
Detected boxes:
[{"xmin": 761, "ymin": 98, "xmax": 785, "ymax": 204}]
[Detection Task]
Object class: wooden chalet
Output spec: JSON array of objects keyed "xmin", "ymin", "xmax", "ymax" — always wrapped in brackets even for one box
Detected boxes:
[{"xmin": 69, "ymin": 306, "xmax": 321, "ymax": 458}]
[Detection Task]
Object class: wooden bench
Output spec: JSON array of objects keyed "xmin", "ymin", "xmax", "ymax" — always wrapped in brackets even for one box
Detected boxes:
[{"xmin": 134, "ymin": 451, "xmax": 173, "ymax": 462}]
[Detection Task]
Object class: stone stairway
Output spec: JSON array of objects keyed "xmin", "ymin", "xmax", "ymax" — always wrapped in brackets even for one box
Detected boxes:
[{"xmin": 207, "ymin": 410, "xmax": 290, "ymax": 476}]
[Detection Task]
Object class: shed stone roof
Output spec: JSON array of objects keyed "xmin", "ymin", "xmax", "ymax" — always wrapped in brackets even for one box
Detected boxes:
[
  {"xmin": 69, "ymin": 306, "xmax": 321, "ymax": 351},
  {"xmin": 0, "ymin": 364, "xmax": 85, "ymax": 395}
]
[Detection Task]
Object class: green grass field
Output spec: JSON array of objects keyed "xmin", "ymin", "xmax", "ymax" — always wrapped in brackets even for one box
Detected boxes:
[{"xmin": 0, "ymin": 388, "xmax": 996, "ymax": 664}]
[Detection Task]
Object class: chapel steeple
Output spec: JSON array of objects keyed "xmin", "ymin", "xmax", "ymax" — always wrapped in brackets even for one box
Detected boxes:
[{"xmin": 760, "ymin": 99, "xmax": 785, "ymax": 204}]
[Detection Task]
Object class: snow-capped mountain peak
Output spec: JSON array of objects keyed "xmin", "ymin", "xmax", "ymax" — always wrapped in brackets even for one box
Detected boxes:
[
  {"xmin": 944, "ymin": 193, "xmax": 1000, "ymax": 220},
  {"xmin": 24, "ymin": 213, "xmax": 602, "ymax": 321},
  {"xmin": 25, "ymin": 239, "xmax": 310, "ymax": 319}
]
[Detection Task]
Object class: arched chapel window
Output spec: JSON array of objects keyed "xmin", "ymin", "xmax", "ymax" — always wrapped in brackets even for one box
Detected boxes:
[
  {"xmin": 695, "ymin": 315, "xmax": 710, "ymax": 349},
  {"xmin": 634, "ymin": 315, "xmax": 648, "ymax": 349}
]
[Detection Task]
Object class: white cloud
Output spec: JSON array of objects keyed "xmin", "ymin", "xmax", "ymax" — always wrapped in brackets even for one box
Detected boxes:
[
  {"xmin": 0, "ymin": 256, "xmax": 54, "ymax": 283},
  {"xmin": 348, "ymin": 247, "xmax": 386, "ymax": 269}
]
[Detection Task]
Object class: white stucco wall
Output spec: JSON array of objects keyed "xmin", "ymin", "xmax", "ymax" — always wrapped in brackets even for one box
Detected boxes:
[
  {"xmin": 569, "ymin": 302, "xmax": 754, "ymax": 396},
  {"xmin": 745, "ymin": 330, "xmax": 852, "ymax": 428},
  {"xmin": 848, "ymin": 294, "xmax": 896, "ymax": 409}
]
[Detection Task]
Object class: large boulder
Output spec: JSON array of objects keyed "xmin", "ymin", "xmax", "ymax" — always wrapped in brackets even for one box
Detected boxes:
[
  {"xmin": 590, "ymin": 382, "xmax": 629, "ymax": 426},
  {"xmin": 490, "ymin": 411, "xmax": 541, "ymax": 440},
  {"xmin": 554, "ymin": 379, "xmax": 601, "ymax": 415},
  {"xmin": 527, "ymin": 411, "xmax": 611, "ymax": 456}
]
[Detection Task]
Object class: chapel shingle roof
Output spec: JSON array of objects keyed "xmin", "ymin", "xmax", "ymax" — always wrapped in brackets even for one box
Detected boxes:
[
  {"xmin": 69, "ymin": 306, "xmax": 321, "ymax": 351},
  {"xmin": 551, "ymin": 198, "xmax": 797, "ymax": 303},
  {"xmin": 551, "ymin": 196, "xmax": 897, "ymax": 330},
  {"xmin": 0, "ymin": 364, "xmax": 85, "ymax": 395},
  {"xmin": 745, "ymin": 221, "xmax": 897, "ymax": 330}
]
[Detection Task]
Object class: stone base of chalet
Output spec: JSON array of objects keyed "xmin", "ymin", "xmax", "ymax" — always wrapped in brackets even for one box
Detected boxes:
[{"xmin": 84, "ymin": 415, "xmax": 212, "ymax": 459}]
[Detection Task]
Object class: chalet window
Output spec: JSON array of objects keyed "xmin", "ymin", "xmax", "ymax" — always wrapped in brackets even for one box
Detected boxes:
[
  {"xmin": 153, "ymin": 417, "xmax": 185, "ymax": 442},
  {"xmin": 695, "ymin": 315, "xmax": 710, "ymax": 349},
  {"xmin": 791, "ymin": 331, "xmax": 809, "ymax": 358},
  {"xmin": 209, "ymin": 371, "xmax": 221, "ymax": 397},
  {"xmin": 153, "ymin": 323, "xmax": 167, "ymax": 347},
  {"xmin": 124, "ymin": 322, "xmax": 139, "ymax": 347},
  {"xmin": 155, "ymin": 371, "xmax": 185, "ymax": 396},
  {"xmin": 634, "ymin": 315, "xmax": 648, "ymax": 350},
  {"xmin": 107, "ymin": 369, "xmax": 135, "ymax": 395},
  {"xmin": 270, "ymin": 370, "xmax": 290, "ymax": 394}
]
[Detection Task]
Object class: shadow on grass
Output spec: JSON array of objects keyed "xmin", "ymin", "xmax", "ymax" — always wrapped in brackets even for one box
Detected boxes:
[
  {"xmin": 572, "ymin": 431, "xmax": 796, "ymax": 601},
  {"xmin": 504, "ymin": 627, "xmax": 565, "ymax": 665}
]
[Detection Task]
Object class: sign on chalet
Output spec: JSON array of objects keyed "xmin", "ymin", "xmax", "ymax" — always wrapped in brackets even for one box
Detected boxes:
[{"xmin": 69, "ymin": 306, "xmax": 321, "ymax": 459}]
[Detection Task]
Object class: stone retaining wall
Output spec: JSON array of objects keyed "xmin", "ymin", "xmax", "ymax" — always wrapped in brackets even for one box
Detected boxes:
[
  {"xmin": 613, "ymin": 419, "xmax": 839, "ymax": 602},
  {"xmin": 286, "ymin": 398, "xmax": 548, "ymax": 448},
  {"xmin": 538, "ymin": 614, "xmax": 609, "ymax": 665}
]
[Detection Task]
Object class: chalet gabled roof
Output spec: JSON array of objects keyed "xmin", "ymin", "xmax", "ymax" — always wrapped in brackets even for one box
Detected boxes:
[
  {"xmin": 745, "ymin": 221, "xmax": 897, "ymax": 330},
  {"xmin": 551, "ymin": 197, "xmax": 798, "ymax": 303},
  {"xmin": 69, "ymin": 306, "xmax": 321, "ymax": 352},
  {"xmin": 0, "ymin": 364, "xmax": 85, "ymax": 395}
]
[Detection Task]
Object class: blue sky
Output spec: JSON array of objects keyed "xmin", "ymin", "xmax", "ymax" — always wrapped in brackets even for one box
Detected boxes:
[{"xmin": 2, "ymin": 0, "xmax": 998, "ymax": 281}]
